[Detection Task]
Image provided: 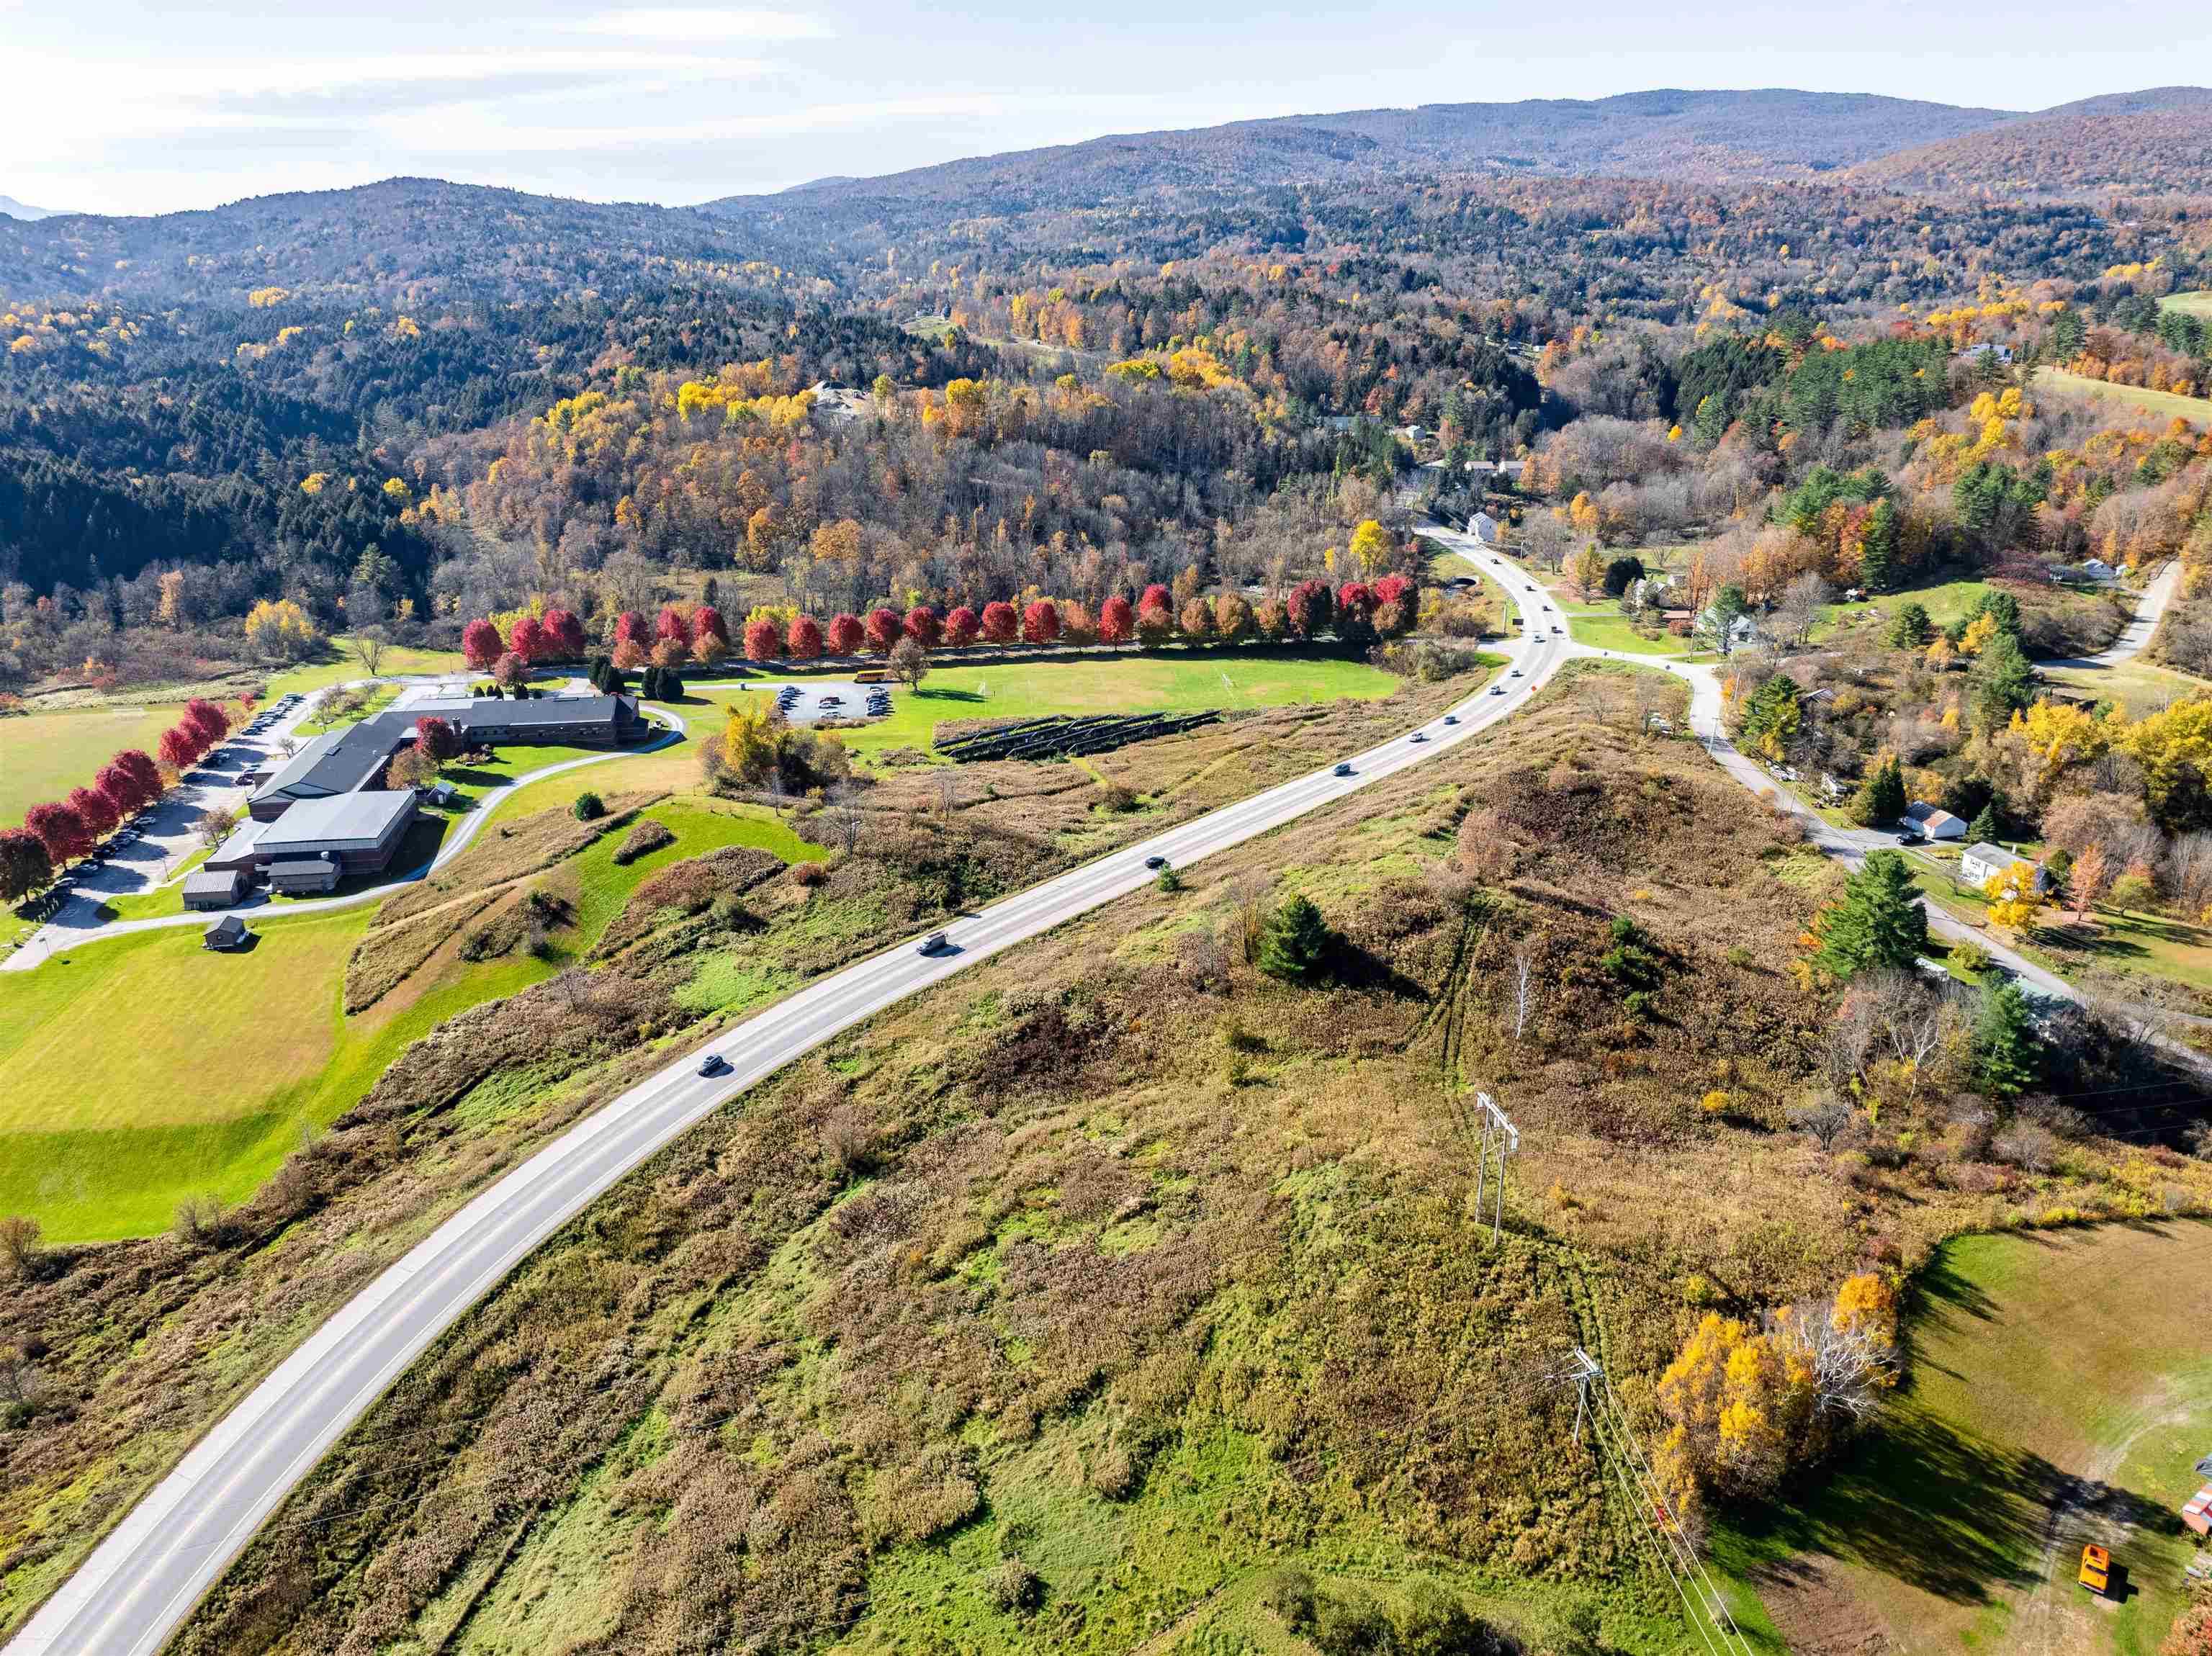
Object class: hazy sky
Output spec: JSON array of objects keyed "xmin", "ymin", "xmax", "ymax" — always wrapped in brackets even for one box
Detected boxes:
[{"xmin": 4, "ymin": 1, "xmax": 2207, "ymax": 217}]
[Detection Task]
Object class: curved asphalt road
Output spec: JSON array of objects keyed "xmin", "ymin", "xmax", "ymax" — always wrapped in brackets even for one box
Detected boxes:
[{"xmin": 6, "ymin": 537, "xmax": 1579, "ymax": 1656}]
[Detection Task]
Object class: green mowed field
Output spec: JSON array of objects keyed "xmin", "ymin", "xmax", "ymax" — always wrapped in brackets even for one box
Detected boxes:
[
  {"xmin": 1730, "ymin": 1222, "xmax": 2212, "ymax": 1656},
  {"xmin": 1817, "ymin": 577, "xmax": 1995, "ymax": 642},
  {"xmin": 695, "ymin": 652, "xmax": 1407, "ymax": 760},
  {"xmin": 2036, "ymin": 367, "xmax": 2212, "ymax": 430},
  {"xmin": 2161, "ymin": 292, "xmax": 2212, "ymax": 320},
  {"xmin": 0, "ymin": 703, "xmax": 184, "ymax": 827},
  {"xmin": 0, "ymin": 796, "xmax": 814, "ymax": 1241},
  {"xmin": 261, "ymin": 637, "xmax": 471, "ymax": 698},
  {"xmin": 1565, "ymin": 612, "xmax": 1688, "ymax": 656}
]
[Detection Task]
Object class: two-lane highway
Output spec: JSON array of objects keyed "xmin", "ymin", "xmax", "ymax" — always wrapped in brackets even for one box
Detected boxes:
[{"xmin": 7, "ymin": 536, "xmax": 1583, "ymax": 1656}]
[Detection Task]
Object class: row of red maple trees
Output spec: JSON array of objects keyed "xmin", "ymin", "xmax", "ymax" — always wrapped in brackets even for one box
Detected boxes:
[
  {"xmin": 459, "ymin": 576, "xmax": 1419, "ymax": 678},
  {"xmin": 3, "ymin": 697, "xmax": 239, "ymax": 901}
]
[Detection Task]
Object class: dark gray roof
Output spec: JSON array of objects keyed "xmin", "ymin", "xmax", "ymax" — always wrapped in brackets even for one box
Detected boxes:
[
  {"xmin": 268, "ymin": 856, "xmax": 340, "ymax": 876},
  {"xmin": 204, "ymin": 914, "xmax": 248, "ymax": 937},
  {"xmin": 253, "ymin": 695, "xmax": 636, "ymax": 810}
]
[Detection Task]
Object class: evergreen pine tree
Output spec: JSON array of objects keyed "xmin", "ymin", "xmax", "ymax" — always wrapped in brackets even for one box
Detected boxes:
[
  {"xmin": 1812, "ymin": 850, "xmax": 1928, "ymax": 980},
  {"xmin": 1968, "ymin": 804, "xmax": 2002, "ymax": 843},
  {"xmin": 1849, "ymin": 755, "xmax": 1908, "ymax": 826},
  {"xmin": 1737, "ymin": 675, "xmax": 1803, "ymax": 761},
  {"xmin": 1972, "ymin": 632, "xmax": 2036, "ymax": 726},
  {"xmin": 1887, "ymin": 601, "xmax": 1933, "ymax": 649},
  {"xmin": 1858, "ymin": 498, "xmax": 1899, "ymax": 593},
  {"xmin": 1259, "ymin": 894, "xmax": 1331, "ymax": 983},
  {"xmin": 1971, "ymin": 981, "xmax": 2042, "ymax": 1099}
]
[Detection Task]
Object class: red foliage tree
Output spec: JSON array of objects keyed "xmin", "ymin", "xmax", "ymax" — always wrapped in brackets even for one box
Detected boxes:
[
  {"xmin": 612, "ymin": 637, "xmax": 647, "ymax": 672},
  {"xmin": 1099, "ymin": 595, "xmax": 1135, "ymax": 646},
  {"xmin": 980, "ymin": 601, "xmax": 1018, "ymax": 644},
  {"xmin": 1021, "ymin": 599, "xmax": 1061, "ymax": 645},
  {"xmin": 1336, "ymin": 581, "xmax": 1377, "ymax": 642},
  {"xmin": 655, "ymin": 606, "xmax": 693, "ymax": 648},
  {"xmin": 904, "ymin": 606, "xmax": 942, "ymax": 649},
  {"xmin": 462, "ymin": 618, "xmax": 504, "ymax": 670},
  {"xmin": 787, "ymin": 613, "xmax": 824, "ymax": 661},
  {"xmin": 23, "ymin": 801, "xmax": 93, "ymax": 865},
  {"xmin": 863, "ymin": 607, "xmax": 904, "ymax": 654},
  {"xmin": 509, "ymin": 616, "xmax": 550, "ymax": 663},
  {"xmin": 493, "ymin": 650, "xmax": 529, "ymax": 689},
  {"xmin": 414, "ymin": 717, "xmax": 461, "ymax": 766},
  {"xmin": 541, "ymin": 607, "xmax": 586, "ymax": 659},
  {"xmin": 0, "ymin": 827, "xmax": 52, "ymax": 902},
  {"xmin": 1285, "ymin": 579, "xmax": 1334, "ymax": 640},
  {"xmin": 113, "ymin": 750, "xmax": 162, "ymax": 806},
  {"xmin": 943, "ymin": 606, "xmax": 979, "ymax": 647},
  {"xmin": 67, "ymin": 785, "xmax": 120, "ymax": 838},
  {"xmin": 158, "ymin": 725, "xmax": 201, "ymax": 770},
  {"xmin": 1138, "ymin": 583, "xmax": 1174, "ymax": 616},
  {"xmin": 744, "ymin": 617, "xmax": 782, "ymax": 662},
  {"xmin": 692, "ymin": 605, "xmax": 729, "ymax": 646},
  {"xmin": 183, "ymin": 697, "xmax": 229, "ymax": 744},
  {"xmin": 94, "ymin": 761, "xmax": 145, "ymax": 816},
  {"xmin": 613, "ymin": 611, "xmax": 649, "ymax": 648},
  {"xmin": 827, "ymin": 613, "xmax": 864, "ymax": 656},
  {"xmin": 1372, "ymin": 573, "xmax": 1417, "ymax": 638}
]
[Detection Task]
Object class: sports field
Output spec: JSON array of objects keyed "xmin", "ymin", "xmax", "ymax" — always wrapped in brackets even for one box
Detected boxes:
[
  {"xmin": 1729, "ymin": 1221, "xmax": 2212, "ymax": 1655},
  {"xmin": 0, "ymin": 703, "xmax": 184, "ymax": 827}
]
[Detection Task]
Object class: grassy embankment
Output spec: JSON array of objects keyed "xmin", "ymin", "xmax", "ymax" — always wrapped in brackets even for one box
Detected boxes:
[{"xmin": 1730, "ymin": 1222, "xmax": 2212, "ymax": 1656}]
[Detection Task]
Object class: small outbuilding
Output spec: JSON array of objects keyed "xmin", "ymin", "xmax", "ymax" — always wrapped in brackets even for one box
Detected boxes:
[
  {"xmin": 1468, "ymin": 510, "xmax": 1501, "ymax": 545},
  {"xmin": 181, "ymin": 868, "xmax": 248, "ymax": 910},
  {"xmin": 202, "ymin": 914, "xmax": 251, "ymax": 952},
  {"xmin": 1905, "ymin": 802, "xmax": 1968, "ymax": 841}
]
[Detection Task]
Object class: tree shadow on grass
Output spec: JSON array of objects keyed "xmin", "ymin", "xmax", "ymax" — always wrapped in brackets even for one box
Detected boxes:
[
  {"xmin": 914, "ymin": 688, "xmax": 985, "ymax": 704},
  {"xmin": 1740, "ymin": 1405, "xmax": 2051, "ymax": 1606}
]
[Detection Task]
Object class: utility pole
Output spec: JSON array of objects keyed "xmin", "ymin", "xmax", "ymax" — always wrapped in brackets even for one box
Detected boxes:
[
  {"xmin": 1473, "ymin": 1092, "xmax": 1517, "ymax": 1243},
  {"xmin": 1565, "ymin": 1346, "xmax": 1601, "ymax": 1444}
]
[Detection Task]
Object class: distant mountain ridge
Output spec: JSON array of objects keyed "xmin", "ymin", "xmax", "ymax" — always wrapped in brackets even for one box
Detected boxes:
[
  {"xmin": 0, "ymin": 194, "xmax": 66, "ymax": 221},
  {"xmin": 708, "ymin": 85, "xmax": 2211, "ymax": 212},
  {"xmin": 1844, "ymin": 86, "xmax": 2212, "ymax": 196}
]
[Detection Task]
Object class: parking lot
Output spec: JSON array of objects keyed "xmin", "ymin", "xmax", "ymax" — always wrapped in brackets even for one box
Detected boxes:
[
  {"xmin": 742, "ymin": 680, "xmax": 894, "ymax": 725},
  {"xmin": 9, "ymin": 691, "xmax": 315, "ymax": 942}
]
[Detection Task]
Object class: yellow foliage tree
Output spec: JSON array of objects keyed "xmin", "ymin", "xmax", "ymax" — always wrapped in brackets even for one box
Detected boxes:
[
  {"xmin": 243, "ymin": 598, "xmax": 322, "ymax": 662},
  {"xmin": 1982, "ymin": 862, "xmax": 2046, "ymax": 933}
]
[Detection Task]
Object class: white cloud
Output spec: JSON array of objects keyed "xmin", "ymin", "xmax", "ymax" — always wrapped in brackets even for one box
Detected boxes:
[{"xmin": 570, "ymin": 8, "xmax": 832, "ymax": 40}]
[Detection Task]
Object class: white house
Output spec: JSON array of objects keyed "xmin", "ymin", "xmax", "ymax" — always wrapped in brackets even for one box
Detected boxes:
[
  {"xmin": 1468, "ymin": 510, "xmax": 1501, "ymax": 546},
  {"xmin": 1961, "ymin": 842, "xmax": 2046, "ymax": 893},
  {"xmin": 1905, "ymin": 801, "xmax": 1967, "ymax": 841}
]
